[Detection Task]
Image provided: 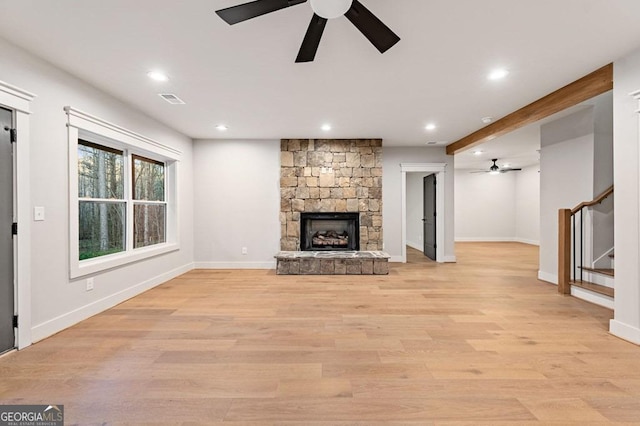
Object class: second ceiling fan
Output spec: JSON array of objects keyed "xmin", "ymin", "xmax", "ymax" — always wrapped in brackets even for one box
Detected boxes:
[
  {"xmin": 471, "ymin": 159, "xmax": 522, "ymax": 175},
  {"xmin": 215, "ymin": 0, "xmax": 400, "ymax": 63}
]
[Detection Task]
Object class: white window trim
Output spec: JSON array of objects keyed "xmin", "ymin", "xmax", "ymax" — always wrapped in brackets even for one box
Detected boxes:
[{"xmin": 66, "ymin": 107, "xmax": 181, "ymax": 279}]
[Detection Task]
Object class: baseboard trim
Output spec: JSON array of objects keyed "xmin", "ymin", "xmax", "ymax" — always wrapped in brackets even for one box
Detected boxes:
[
  {"xmin": 443, "ymin": 256, "xmax": 457, "ymax": 263},
  {"xmin": 571, "ymin": 286, "xmax": 614, "ymax": 309},
  {"xmin": 31, "ymin": 262, "xmax": 194, "ymax": 344},
  {"xmin": 406, "ymin": 241, "xmax": 422, "ymax": 251},
  {"xmin": 455, "ymin": 237, "xmax": 540, "ymax": 246},
  {"xmin": 455, "ymin": 237, "xmax": 516, "ymax": 242},
  {"xmin": 514, "ymin": 238, "xmax": 540, "ymax": 246},
  {"xmin": 194, "ymin": 261, "xmax": 276, "ymax": 269},
  {"xmin": 610, "ymin": 319, "xmax": 640, "ymax": 345},
  {"xmin": 538, "ymin": 271, "xmax": 558, "ymax": 285},
  {"xmin": 389, "ymin": 256, "xmax": 404, "ymax": 263}
]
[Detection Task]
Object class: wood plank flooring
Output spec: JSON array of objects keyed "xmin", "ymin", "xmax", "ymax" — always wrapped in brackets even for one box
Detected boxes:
[{"xmin": 2, "ymin": 242, "xmax": 640, "ymax": 424}]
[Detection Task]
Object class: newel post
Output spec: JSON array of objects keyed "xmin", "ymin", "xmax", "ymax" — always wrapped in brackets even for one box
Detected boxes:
[{"xmin": 558, "ymin": 209, "xmax": 572, "ymax": 294}]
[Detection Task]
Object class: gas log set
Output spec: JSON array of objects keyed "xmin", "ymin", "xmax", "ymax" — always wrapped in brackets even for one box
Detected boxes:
[{"xmin": 311, "ymin": 230, "xmax": 349, "ymax": 248}]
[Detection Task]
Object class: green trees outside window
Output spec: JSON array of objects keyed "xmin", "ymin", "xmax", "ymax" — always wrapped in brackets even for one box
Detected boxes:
[
  {"xmin": 133, "ymin": 155, "xmax": 166, "ymax": 248},
  {"xmin": 78, "ymin": 141, "xmax": 166, "ymax": 260}
]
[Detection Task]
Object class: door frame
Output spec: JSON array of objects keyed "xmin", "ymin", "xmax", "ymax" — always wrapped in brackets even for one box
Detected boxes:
[
  {"xmin": 401, "ymin": 163, "xmax": 447, "ymax": 263},
  {"xmin": 0, "ymin": 80, "xmax": 35, "ymax": 350}
]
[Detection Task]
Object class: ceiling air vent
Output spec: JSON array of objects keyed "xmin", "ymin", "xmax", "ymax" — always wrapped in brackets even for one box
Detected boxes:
[
  {"xmin": 426, "ymin": 141, "xmax": 438, "ymax": 145},
  {"xmin": 158, "ymin": 93, "xmax": 185, "ymax": 105}
]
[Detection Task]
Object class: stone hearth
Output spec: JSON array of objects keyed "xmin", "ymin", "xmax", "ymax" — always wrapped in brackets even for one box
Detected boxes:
[{"xmin": 275, "ymin": 251, "xmax": 390, "ymax": 275}]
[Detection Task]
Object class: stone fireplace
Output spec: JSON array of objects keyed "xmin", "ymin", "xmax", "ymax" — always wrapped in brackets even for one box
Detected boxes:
[
  {"xmin": 280, "ymin": 139, "xmax": 383, "ymax": 252},
  {"xmin": 300, "ymin": 212, "xmax": 360, "ymax": 251}
]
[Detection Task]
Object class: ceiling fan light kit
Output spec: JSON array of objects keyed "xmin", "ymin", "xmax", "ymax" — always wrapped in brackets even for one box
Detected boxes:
[
  {"xmin": 215, "ymin": 0, "xmax": 400, "ymax": 63},
  {"xmin": 310, "ymin": 0, "xmax": 352, "ymax": 19}
]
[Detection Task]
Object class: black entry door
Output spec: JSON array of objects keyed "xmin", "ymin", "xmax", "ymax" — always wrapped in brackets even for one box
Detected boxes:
[
  {"xmin": 423, "ymin": 174, "xmax": 436, "ymax": 261},
  {"xmin": 0, "ymin": 107, "xmax": 14, "ymax": 353}
]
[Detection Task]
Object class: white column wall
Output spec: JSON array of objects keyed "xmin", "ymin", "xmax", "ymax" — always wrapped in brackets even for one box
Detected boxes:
[
  {"xmin": 538, "ymin": 109, "xmax": 595, "ymax": 284},
  {"xmin": 611, "ymin": 48, "xmax": 640, "ymax": 344}
]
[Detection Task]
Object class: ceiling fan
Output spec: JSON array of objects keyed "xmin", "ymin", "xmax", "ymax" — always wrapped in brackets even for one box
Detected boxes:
[
  {"xmin": 471, "ymin": 159, "xmax": 522, "ymax": 174},
  {"xmin": 215, "ymin": 0, "xmax": 400, "ymax": 63}
]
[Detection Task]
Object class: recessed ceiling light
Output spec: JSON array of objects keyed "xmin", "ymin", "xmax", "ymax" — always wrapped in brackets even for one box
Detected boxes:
[
  {"xmin": 481, "ymin": 116, "xmax": 494, "ymax": 124},
  {"xmin": 216, "ymin": 124, "xmax": 228, "ymax": 131},
  {"xmin": 473, "ymin": 150, "xmax": 483, "ymax": 156},
  {"xmin": 488, "ymin": 68, "xmax": 509, "ymax": 81},
  {"xmin": 425, "ymin": 123, "xmax": 437, "ymax": 131},
  {"xmin": 147, "ymin": 71, "xmax": 169, "ymax": 82},
  {"xmin": 321, "ymin": 124, "xmax": 332, "ymax": 131}
]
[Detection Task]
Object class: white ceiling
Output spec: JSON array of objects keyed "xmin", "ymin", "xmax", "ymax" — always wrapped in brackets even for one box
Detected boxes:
[
  {"xmin": 455, "ymin": 90, "xmax": 613, "ymax": 170},
  {"xmin": 0, "ymin": 0, "xmax": 639, "ymax": 151}
]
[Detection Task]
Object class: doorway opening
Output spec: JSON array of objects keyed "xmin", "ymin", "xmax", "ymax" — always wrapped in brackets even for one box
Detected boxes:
[
  {"xmin": 0, "ymin": 107, "xmax": 14, "ymax": 354},
  {"xmin": 0, "ymin": 80, "xmax": 35, "ymax": 350},
  {"xmin": 400, "ymin": 163, "xmax": 447, "ymax": 264}
]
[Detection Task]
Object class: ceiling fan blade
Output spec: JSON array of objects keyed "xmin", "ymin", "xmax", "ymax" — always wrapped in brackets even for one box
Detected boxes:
[
  {"xmin": 503, "ymin": 168, "xmax": 523, "ymax": 172},
  {"xmin": 344, "ymin": 0, "xmax": 400, "ymax": 54},
  {"xmin": 296, "ymin": 14, "xmax": 327, "ymax": 63},
  {"xmin": 216, "ymin": 0, "xmax": 307, "ymax": 25}
]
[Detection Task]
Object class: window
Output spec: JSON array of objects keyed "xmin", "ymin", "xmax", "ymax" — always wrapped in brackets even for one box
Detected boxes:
[
  {"xmin": 132, "ymin": 155, "xmax": 166, "ymax": 248},
  {"xmin": 67, "ymin": 106, "xmax": 180, "ymax": 278},
  {"xmin": 78, "ymin": 141, "xmax": 126, "ymax": 260}
]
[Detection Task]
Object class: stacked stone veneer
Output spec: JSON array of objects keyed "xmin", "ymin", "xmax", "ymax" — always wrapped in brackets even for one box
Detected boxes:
[{"xmin": 280, "ymin": 139, "xmax": 383, "ymax": 251}]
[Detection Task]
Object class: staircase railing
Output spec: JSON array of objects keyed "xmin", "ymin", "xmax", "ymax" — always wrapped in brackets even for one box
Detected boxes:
[{"xmin": 558, "ymin": 185, "xmax": 614, "ymax": 294}]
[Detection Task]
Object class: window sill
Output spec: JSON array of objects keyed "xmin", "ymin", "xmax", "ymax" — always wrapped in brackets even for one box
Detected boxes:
[{"xmin": 70, "ymin": 243, "xmax": 179, "ymax": 279}]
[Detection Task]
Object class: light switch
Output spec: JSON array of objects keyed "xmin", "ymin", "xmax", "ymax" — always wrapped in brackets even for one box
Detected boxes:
[{"xmin": 34, "ymin": 206, "xmax": 45, "ymax": 221}]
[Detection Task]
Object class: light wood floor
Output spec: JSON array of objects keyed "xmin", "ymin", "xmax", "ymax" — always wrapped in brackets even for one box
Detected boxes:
[{"xmin": 2, "ymin": 242, "xmax": 640, "ymax": 424}]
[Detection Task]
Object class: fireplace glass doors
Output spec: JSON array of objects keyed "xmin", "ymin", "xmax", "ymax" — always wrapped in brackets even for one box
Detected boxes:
[{"xmin": 300, "ymin": 212, "xmax": 360, "ymax": 251}]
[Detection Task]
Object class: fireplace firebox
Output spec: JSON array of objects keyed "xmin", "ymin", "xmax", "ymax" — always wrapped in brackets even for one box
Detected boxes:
[{"xmin": 300, "ymin": 212, "xmax": 360, "ymax": 251}]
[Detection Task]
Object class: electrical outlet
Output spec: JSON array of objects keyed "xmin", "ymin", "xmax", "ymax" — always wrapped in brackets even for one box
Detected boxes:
[
  {"xmin": 241, "ymin": 247, "xmax": 248, "ymax": 255},
  {"xmin": 86, "ymin": 277, "xmax": 94, "ymax": 291}
]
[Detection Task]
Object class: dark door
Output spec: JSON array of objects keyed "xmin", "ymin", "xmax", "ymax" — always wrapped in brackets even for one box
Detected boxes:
[
  {"xmin": 0, "ymin": 107, "xmax": 14, "ymax": 353},
  {"xmin": 423, "ymin": 174, "xmax": 436, "ymax": 260}
]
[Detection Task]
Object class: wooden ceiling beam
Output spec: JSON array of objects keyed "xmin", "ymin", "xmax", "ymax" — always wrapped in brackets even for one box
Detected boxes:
[{"xmin": 446, "ymin": 63, "xmax": 613, "ymax": 155}]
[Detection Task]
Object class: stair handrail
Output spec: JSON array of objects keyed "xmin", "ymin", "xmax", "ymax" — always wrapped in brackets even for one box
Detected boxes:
[
  {"xmin": 558, "ymin": 185, "xmax": 614, "ymax": 295},
  {"xmin": 571, "ymin": 185, "xmax": 614, "ymax": 214}
]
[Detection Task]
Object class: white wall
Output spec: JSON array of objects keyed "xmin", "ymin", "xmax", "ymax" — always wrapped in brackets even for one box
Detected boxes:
[
  {"xmin": 383, "ymin": 147, "xmax": 455, "ymax": 261},
  {"xmin": 406, "ymin": 172, "xmax": 430, "ymax": 250},
  {"xmin": 592, "ymin": 92, "xmax": 615, "ymax": 261},
  {"xmin": 515, "ymin": 165, "xmax": 540, "ymax": 245},
  {"xmin": 454, "ymin": 170, "xmax": 517, "ymax": 241},
  {"xmin": 191, "ymin": 143, "xmax": 456, "ymax": 264},
  {"xmin": 611, "ymin": 46, "xmax": 640, "ymax": 344},
  {"xmin": 538, "ymin": 101, "xmax": 615, "ymax": 285},
  {"xmin": 192, "ymin": 139, "xmax": 280, "ymax": 268},
  {"xmin": 539, "ymin": 115, "xmax": 594, "ymax": 284},
  {"xmin": 0, "ymin": 38, "xmax": 194, "ymax": 343}
]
